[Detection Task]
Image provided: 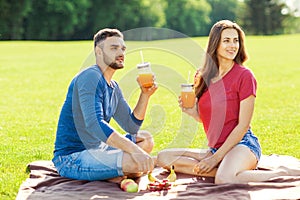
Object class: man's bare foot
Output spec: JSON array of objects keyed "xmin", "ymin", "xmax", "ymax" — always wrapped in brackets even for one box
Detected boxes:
[{"xmin": 107, "ymin": 176, "xmax": 127, "ymax": 184}]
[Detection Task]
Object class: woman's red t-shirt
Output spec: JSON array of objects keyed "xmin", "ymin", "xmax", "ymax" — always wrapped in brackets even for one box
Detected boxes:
[{"xmin": 198, "ymin": 63, "xmax": 257, "ymax": 148}]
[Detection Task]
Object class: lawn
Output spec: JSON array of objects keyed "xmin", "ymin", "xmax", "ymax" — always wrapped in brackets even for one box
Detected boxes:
[{"xmin": 0, "ymin": 34, "xmax": 299, "ymax": 199}]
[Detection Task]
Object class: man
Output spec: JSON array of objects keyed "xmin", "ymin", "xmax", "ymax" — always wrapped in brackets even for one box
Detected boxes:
[{"xmin": 52, "ymin": 28, "xmax": 157, "ymax": 182}]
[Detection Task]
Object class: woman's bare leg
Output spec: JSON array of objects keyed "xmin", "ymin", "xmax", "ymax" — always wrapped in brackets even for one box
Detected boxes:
[
  {"xmin": 215, "ymin": 145, "xmax": 300, "ymax": 184},
  {"xmin": 157, "ymin": 148, "xmax": 217, "ymax": 177}
]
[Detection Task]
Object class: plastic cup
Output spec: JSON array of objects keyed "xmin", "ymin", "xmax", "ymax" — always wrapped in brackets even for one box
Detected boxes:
[
  {"xmin": 137, "ymin": 62, "xmax": 154, "ymax": 88},
  {"xmin": 181, "ymin": 83, "xmax": 195, "ymax": 108}
]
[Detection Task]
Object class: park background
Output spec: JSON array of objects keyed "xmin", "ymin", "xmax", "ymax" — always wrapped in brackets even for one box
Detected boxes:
[
  {"xmin": 1, "ymin": 0, "xmax": 300, "ymax": 40},
  {"xmin": 1, "ymin": 0, "xmax": 300, "ymax": 199}
]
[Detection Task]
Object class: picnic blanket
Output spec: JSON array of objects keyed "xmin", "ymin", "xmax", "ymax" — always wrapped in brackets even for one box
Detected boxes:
[{"xmin": 17, "ymin": 154, "xmax": 300, "ymax": 200}]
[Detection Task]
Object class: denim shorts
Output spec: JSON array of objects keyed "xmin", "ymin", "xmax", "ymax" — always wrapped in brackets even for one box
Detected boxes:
[
  {"xmin": 210, "ymin": 129, "xmax": 261, "ymax": 161},
  {"xmin": 52, "ymin": 133, "xmax": 136, "ymax": 181}
]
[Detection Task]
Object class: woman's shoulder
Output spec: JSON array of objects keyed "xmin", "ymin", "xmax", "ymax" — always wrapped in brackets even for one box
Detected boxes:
[{"xmin": 233, "ymin": 63, "xmax": 255, "ymax": 77}]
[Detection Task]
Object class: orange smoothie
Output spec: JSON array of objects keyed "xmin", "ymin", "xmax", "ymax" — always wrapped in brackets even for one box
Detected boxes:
[
  {"xmin": 139, "ymin": 73, "xmax": 153, "ymax": 88},
  {"xmin": 181, "ymin": 91, "xmax": 195, "ymax": 108}
]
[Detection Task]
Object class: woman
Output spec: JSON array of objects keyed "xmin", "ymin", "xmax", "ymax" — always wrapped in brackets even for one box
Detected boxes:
[{"xmin": 157, "ymin": 20, "xmax": 300, "ymax": 184}]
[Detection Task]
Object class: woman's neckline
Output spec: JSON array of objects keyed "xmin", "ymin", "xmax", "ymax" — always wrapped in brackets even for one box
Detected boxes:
[{"xmin": 211, "ymin": 62, "xmax": 236, "ymax": 84}]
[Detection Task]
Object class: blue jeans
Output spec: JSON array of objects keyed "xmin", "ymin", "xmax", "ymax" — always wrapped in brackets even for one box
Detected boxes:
[
  {"xmin": 210, "ymin": 129, "xmax": 262, "ymax": 161},
  {"xmin": 52, "ymin": 133, "xmax": 136, "ymax": 181}
]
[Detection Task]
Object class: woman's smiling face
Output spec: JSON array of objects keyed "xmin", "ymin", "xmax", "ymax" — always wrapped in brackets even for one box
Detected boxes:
[{"xmin": 217, "ymin": 28, "xmax": 239, "ymax": 62}]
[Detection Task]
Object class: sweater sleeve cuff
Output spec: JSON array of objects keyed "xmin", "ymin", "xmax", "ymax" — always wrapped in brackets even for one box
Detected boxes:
[{"xmin": 131, "ymin": 113, "xmax": 143, "ymax": 126}]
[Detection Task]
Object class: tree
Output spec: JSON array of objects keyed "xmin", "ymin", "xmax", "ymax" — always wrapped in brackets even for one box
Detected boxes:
[
  {"xmin": 164, "ymin": 0, "xmax": 211, "ymax": 36},
  {"xmin": 243, "ymin": 0, "xmax": 289, "ymax": 35},
  {"xmin": 207, "ymin": 0, "xmax": 238, "ymax": 25},
  {"xmin": 78, "ymin": 0, "xmax": 166, "ymax": 40},
  {"xmin": 137, "ymin": 0, "xmax": 166, "ymax": 28},
  {"xmin": 24, "ymin": 0, "xmax": 90, "ymax": 40},
  {"xmin": 0, "ymin": 0, "xmax": 31, "ymax": 39}
]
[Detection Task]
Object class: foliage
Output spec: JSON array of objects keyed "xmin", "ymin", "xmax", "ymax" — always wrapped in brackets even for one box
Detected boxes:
[
  {"xmin": 24, "ymin": 0, "xmax": 91, "ymax": 40},
  {"xmin": 283, "ymin": 14, "xmax": 300, "ymax": 34},
  {"xmin": 0, "ymin": 0, "xmax": 31, "ymax": 39},
  {"xmin": 0, "ymin": 0, "xmax": 299, "ymax": 39},
  {"xmin": 0, "ymin": 0, "xmax": 300, "ymax": 40},
  {"xmin": 80, "ymin": 0, "xmax": 166, "ymax": 38},
  {"xmin": 207, "ymin": 0, "xmax": 238, "ymax": 26},
  {"xmin": 242, "ymin": 0, "xmax": 291, "ymax": 35},
  {"xmin": 164, "ymin": 0, "xmax": 211, "ymax": 36}
]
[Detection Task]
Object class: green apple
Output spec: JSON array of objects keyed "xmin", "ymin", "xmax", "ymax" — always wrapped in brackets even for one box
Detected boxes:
[{"xmin": 126, "ymin": 182, "xmax": 138, "ymax": 193}]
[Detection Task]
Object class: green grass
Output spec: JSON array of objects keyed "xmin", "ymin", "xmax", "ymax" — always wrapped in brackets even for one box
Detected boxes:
[{"xmin": 1, "ymin": 34, "xmax": 300, "ymax": 199}]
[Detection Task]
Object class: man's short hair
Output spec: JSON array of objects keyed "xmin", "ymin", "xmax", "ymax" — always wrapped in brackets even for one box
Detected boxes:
[{"xmin": 93, "ymin": 28, "xmax": 123, "ymax": 48}]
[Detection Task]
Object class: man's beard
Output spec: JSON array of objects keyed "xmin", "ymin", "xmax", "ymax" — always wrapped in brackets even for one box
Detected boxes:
[
  {"xmin": 103, "ymin": 51, "xmax": 124, "ymax": 70},
  {"xmin": 109, "ymin": 62, "xmax": 123, "ymax": 69}
]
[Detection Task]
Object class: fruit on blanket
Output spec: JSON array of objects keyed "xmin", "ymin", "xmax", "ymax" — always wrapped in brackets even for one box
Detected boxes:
[
  {"xmin": 147, "ymin": 180, "xmax": 172, "ymax": 191},
  {"xmin": 120, "ymin": 179, "xmax": 135, "ymax": 189},
  {"xmin": 120, "ymin": 179, "xmax": 138, "ymax": 192},
  {"xmin": 148, "ymin": 172, "xmax": 159, "ymax": 182},
  {"xmin": 125, "ymin": 183, "xmax": 139, "ymax": 193},
  {"xmin": 167, "ymin": 165, "xmax": 177, "ymax": 182},
  {"xmin": 147, "ymin": 169, "xmax": 175, "ymax": 191}
]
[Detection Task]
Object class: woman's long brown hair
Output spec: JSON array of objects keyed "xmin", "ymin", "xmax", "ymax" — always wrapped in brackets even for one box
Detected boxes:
[{"xmin": 194, "ymin": 20, "xmax": 248, "ymax": 99}]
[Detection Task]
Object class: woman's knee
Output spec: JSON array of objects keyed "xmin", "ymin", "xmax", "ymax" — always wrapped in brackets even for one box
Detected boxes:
[
  {"xmin": 215, "ymin": 146, "xmax": 257, "ymax": 184},
  {"xmin": 156, "ymin": 149, "xmax": 175, "ymax": 168},
  {"xmin": 156, "ymin": 150, "xmax": 166, "ymax": 167}
]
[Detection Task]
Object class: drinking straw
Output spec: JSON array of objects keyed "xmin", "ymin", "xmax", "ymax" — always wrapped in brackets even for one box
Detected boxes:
[
  {"xmin": 187, "ymin": 70, "xmax": 191, "ymax": 83},
  {"xmin": 140, "ymin": 50, "xmax": 144, "ymax": 63}
]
